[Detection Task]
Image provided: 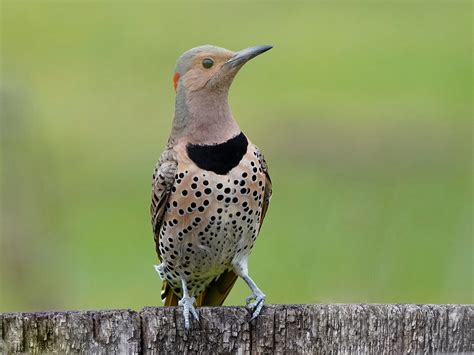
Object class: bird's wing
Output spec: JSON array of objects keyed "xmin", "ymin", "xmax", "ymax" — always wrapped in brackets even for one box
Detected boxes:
[
  {"xmin": 150, "ymin": 147, "xmax": 179, "ymax": 305},
  {"xmin": 257, "ymin": 148, "xmax": 272, "ymax": 231},
  {"xmin": 197, "ymin": 147, "xmax": 272, "ymax": 307}
]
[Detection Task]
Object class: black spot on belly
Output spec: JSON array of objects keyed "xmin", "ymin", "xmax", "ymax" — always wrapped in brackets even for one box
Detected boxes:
[{"xmin": 186, "ymin": 132, "xmax": 248, "ymax": 175}]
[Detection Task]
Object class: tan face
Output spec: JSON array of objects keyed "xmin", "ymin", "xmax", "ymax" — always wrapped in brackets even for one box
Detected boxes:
[{"xmin": 179, "ymin": 50, "xmax": 234, "ymax": 92}]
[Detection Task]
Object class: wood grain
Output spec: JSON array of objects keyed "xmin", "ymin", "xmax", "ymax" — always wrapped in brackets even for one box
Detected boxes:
[{"xmin": 1, "ymin": 304, "xmax": 472, "ymax": 354}]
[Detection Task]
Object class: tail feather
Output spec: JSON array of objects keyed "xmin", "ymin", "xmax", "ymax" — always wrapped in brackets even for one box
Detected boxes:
[
  {"xmin": 162, "ymin": 270, "xmax": 238, "ymax": 307},
  {"xmin": 198, "ymin": 270, "xmax": 238, "ymax": 306},
  {"xmin": 161, "ymin": 282, "xmax": 179, "ymax": 306}
]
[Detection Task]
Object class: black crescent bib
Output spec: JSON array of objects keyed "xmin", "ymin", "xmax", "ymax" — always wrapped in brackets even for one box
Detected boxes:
[{"xmin": 186, "ymin": 132, "xmax": 248, "ymax": 175}]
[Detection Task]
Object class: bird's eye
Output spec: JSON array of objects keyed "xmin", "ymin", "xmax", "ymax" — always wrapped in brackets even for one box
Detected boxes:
[{"xmin": 202, "ymin": 58, "xmax": 214, "ymax": 69}]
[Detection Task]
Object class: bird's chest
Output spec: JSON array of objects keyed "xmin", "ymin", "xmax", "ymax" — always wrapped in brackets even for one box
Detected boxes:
[{"xmin": 158, "ymin": 145, "xmax": 265, "ymax": 290}]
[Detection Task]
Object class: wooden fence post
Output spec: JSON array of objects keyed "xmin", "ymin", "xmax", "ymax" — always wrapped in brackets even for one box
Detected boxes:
[{"xmin": 1, "ymin": 304, "xmax": 472, "ymax": 353}]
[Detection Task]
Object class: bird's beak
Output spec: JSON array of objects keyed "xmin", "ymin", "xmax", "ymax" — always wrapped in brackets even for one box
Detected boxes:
[
  {"xmin": 207, "ymin": 45, "xmax": 272, "ymax": 89},
  {"xmin": 224, "ymin": 45, "xmax": 273, "ymax": 68}
]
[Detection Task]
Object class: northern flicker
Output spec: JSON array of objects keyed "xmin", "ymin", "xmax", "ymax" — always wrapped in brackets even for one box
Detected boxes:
[{"xmin": 151, "ymin": 45, "xmax": 272, "ymax": 329}]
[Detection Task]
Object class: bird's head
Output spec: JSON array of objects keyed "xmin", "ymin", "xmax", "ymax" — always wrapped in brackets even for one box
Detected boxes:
[
  {"xmin": 170, "ymin": 44, "xmax": 272, "ymax": 144},
  {"xmin": 173, "ymin": 44, "xmax": 272, "ymax": 94}
]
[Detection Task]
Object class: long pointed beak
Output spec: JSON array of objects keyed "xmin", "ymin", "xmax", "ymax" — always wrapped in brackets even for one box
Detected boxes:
[{"xmin": 225, "ymin": 45, "xmax": 273, "ymax": 68}]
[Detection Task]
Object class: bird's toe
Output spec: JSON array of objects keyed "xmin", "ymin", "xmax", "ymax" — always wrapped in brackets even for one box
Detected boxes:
[
  {"xmin": 179, "ymin": 296, "xmax": 199, "ymax": 329},
  {"xmin": 245, "ymin": 292, "xmax": 266, "ymax": 320}
]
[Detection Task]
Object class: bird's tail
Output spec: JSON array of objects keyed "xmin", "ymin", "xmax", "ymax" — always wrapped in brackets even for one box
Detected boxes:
[
  {"xmin": 162, "ymin": 270, "xmax": 238, "ymax": 306},
  {"xmin": 161, "ymin": 282, "xmax": 179, "ymax": 306}
]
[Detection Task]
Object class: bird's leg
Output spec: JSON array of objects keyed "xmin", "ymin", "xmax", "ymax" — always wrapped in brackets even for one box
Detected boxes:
[
  {"xmin": 233, "ymin": 260, "xmax": 266, "ymax": 321},
  {"xmin": 242, "ymin": 274, "xmax": 266, "ymax": 320},
  {"xmin": 178, "ymin": 278, "xmax": 199, "ymax": 330}
]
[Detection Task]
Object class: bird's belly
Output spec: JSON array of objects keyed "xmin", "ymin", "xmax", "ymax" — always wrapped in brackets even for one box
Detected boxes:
[{"xmin": 158, "ymin": 153, "xmax": 266, "ymax": 297}]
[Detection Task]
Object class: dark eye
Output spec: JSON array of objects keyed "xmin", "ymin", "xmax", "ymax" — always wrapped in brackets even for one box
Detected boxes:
[{"xmin": 202, "ymin": 58, "xmax": 214, "ymax": 69}]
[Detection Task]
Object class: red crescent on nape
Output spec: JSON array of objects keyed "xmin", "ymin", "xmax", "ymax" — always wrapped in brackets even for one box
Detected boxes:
[{"xmin": 173, "ymin": 72, "xmax": 180, "ymax": 91}]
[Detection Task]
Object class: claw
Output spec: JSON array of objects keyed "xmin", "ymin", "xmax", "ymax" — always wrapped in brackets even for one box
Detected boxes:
[
  {"xmin": 178, "ymin": 296, "xmax": 199, "ymax": 330},
  {"xmin": 246, "ymin": 292, "xmax": 266, "ymax": 321}
]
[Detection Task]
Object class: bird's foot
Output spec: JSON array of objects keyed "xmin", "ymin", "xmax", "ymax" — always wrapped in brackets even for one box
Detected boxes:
[
  {"xmin": 178, "ymin": 295, "xmax": 199, "ymax": 330},
  {"xmin": 245, "ymin": 291, "xmax": 266, "ymax": 321},
  {"xmin": 153, "ymin": 264, "xmax": 164, "ymax": 280}
]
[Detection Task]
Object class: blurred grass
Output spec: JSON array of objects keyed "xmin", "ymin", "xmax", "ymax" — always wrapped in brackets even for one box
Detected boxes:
[{"xmin": 0, "ymin": 1, "xmax": 472, "ymax": 311}]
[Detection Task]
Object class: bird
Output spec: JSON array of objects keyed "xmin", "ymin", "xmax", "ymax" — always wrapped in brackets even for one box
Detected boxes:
[{"xmin": 150, "ymin": 44, "xmax": 273, "ymax": 329}]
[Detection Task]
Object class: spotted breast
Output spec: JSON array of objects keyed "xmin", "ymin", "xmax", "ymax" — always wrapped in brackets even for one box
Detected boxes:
[{"xmin": 155, "ymin": 132, "xmax": 267, "ymax": 298}]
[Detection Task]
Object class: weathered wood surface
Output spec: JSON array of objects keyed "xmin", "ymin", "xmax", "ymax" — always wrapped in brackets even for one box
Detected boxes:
[{"xmin": 0, "ymin": 304, "xmax": 472, "ymax": 354}]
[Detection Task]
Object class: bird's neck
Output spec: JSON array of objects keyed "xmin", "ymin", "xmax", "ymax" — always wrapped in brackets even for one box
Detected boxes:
[{"xmin": 171, "ymin": 88, "xmax": 240, "ymax": 145}]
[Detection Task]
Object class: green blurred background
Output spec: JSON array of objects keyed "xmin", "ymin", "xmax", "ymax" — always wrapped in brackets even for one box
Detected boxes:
[{"xmin": 0, "ymin": 1, "xmax": 472, "ymax": 312}]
